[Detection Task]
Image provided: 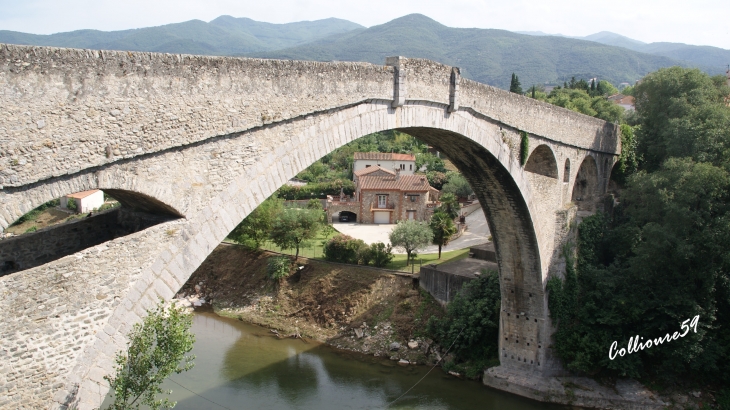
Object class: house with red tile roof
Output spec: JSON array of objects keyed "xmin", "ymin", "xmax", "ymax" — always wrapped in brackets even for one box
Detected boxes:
[
  {"xmin": 327, "ymin": 169, "xmax": 439, "ymax": 224},
  {"xmin": 61, "ymin": 189, "xmax": 104, "ymax": 213}
]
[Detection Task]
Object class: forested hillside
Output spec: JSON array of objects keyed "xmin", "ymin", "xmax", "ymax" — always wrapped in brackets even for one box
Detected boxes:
[
  {"xmin": 252, "ymin": 14, "xmax": 701, "ymax": 89},
  {"xmin": 0, "ymin": 16, "xmax": 363, "ymax": 55}
]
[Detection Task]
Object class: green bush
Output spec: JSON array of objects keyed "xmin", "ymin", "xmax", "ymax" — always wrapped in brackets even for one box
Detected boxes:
[
  {"xmin": 427, "ymin": 270, "xmax": 501, "ymax": 375},
  {"xmin": 24, "ymin": 226, "xmax": 37, "ymax": 233},
  {"xmin": 276, "ymin": 180, "xmax": 355, "ymax": 200},
  {"xmin": 66, "ymin": 197, "xmax": 77, "ymax": 212},
  {"xmin": 266, "ymin": 256, "xmax": 291, "ymax": 281},
  {"xmin": 520, "ymin": 131, "xmax": 529, "ymax": 166},
  {"xmin": 322, "ymin": 234, "xmax": 367, "ymax": 264},
  {"xmin": 368, "ymin": 242, "xmax": 394, "ymax": 267},
  {"xmin": 11, "ymin": 198, "xmax": 60, "ymax": 226},
  {"xmin": 98, "ymin": 202, "xmax": 121, "ymax": 211}
]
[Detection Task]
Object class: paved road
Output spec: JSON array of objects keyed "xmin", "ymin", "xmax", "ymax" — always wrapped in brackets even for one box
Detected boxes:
[{"xmin": 333, "ymin": 210, "xmax": 491, "ymax": 254}]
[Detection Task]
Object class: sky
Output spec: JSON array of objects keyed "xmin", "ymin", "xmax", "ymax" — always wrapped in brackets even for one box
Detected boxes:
[{"xmin": 1, "ymin": 0, "xmax": 729, "ymax": 50}]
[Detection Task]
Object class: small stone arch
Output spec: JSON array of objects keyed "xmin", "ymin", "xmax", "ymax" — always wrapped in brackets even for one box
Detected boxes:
[
  {"xmin": 571, "ymin": 155, "xmax": 599, "ymax": 212},
  {"xmin": 563, "ymin": 159, "xmax": 571, "ymax": 183},
  {"xmin": 524, "ymin": 145, "xmax": 559, "ymax": 179},
  {"xmin": 0, "ymin": 188, "xmax": 181, "ymax": 275}
]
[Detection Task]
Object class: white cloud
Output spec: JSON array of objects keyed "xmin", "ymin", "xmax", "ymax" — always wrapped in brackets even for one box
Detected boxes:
[{"xmin": 0, "ymin": 0, "xmax": 728, "ymax": 49}]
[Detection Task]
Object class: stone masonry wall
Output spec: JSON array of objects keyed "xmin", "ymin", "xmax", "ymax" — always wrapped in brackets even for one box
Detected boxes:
[
  {"xmin": 0, "ymin": 100, "xmax": 615, "ymax": 408},
  {"xmin": 0, "ymin": 45, "xmax": 618, "ymax": 200},
  {"xmin": 0, "ymin": 208, "xmax": 175, "ymax": 276}
]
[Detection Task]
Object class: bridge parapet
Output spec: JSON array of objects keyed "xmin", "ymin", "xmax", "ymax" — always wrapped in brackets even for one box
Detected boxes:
[{"xmin": 2, "ymin": 44, "xmax": 618, "ymax": 197}]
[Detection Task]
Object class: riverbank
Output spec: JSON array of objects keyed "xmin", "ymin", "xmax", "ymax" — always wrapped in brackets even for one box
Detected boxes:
[
  {"xmin": 174, "ymin": 244, "xmax": 719, "ymax": 410},
  {"xmin": 175, "ymin": 244, "xmax": 449, "ymax": 366}
]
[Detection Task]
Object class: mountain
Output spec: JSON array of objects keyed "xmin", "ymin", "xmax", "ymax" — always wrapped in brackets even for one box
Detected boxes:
[
  {"xmin": 0, "ymin": 16, "xmax": 364, "ymax": 55},
  {"xmin": 250, "ymin": 14, "xmax": 698, "ymax": 89},
  {"xmin": 520, "ymin": 30, "xmax": 729, "ymax": 72},
  {"xmin": 1, "ymin": 14, "xmax": 724, "ymax": 90},
  {"xmin": 582, "ymin": 31, "xmax": 646, "ymax": 49}
]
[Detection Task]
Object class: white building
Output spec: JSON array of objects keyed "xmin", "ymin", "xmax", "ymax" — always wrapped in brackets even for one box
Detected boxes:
[
  {"xmin": 352, "ymin": 152, "xmax": 416, "ymax": 180},
  {"xmin": 61, "ymin": 189, "xmax": 105, "ymax": 213}
]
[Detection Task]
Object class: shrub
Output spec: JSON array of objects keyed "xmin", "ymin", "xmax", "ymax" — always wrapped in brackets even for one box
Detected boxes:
[
  {"xmin": 266, "ymin": 256, "xmax": 291, "ymax": 281},
  {"xmin": 66, "ymin": 197, "xmax": 78, "ymax": 212},
  {"xmin": 276, "ymin": 180, "xmax": 355, "ymax": 200},
  {"xmin": 368, "ymin": 242, "xmax": 394, "ymax": 267},
  {"xmin": 427, "ymin": 270, "xmax": 501, "ymax": 375},
  {"xmin": 322, "ymin": 234, "xmax": 367, "ymax": 264},
  {"xmin": 11, "ymin": 198, "xmax": 60, "ymax": 226},
  {"xmin": 24, "ymin": 226, "xmax": 37, "ymax": 233},
  {"xmin": 520, "ymin": 131, "xmax": 529, "ymax": 166},
  {"xmin": 104, "ymin": 300, "xmax": 195, "ymax": 410}
]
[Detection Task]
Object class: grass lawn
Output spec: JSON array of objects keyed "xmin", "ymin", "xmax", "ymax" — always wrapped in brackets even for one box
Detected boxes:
[
  {"xmin": 386, "ymin": 247, "xmax": 471, "ymax": 272},
  {"xmin": 224, "ymin": 231, "xmax": 473, "ymax": 273},
  {"xmin": 227, "ymin": 229, "xmax": 339, "ymax": 259}
]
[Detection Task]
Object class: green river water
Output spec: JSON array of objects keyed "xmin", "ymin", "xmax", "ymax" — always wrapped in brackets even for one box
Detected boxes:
[{"xmin": 103, "ymin": 311, "xmax": 565, "ymax": 409}]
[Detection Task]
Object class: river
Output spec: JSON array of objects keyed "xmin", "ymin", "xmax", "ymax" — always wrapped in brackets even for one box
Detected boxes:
[{"xmin": 102, "ymin": 311, "xmax": 564, "ymax": 409}]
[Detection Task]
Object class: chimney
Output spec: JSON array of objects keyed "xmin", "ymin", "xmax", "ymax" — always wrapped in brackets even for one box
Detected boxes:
[{"xmin": 395, "ymin": 168, "xmax": 401, "ymax": 181}]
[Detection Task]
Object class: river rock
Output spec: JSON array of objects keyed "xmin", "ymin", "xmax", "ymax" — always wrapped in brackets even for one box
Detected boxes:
[
  {"xmin": 407, "ymin": 340, "xmax": 418, "ymax": 349},
  {"xmin": 398, "ymin": 359, "xmax": 409, "ymax": 365},
  {"xmin": 354, "ymin": 328, "xmax": 364, "ymax": 339},
  {"xmin": 389, "ymin": 342, "xmax": 400, "ymax": 351}
]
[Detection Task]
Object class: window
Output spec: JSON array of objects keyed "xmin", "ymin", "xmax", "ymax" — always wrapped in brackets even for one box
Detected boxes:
[
  {"xmin": 410, "ymin": 164, "xmax": 413, "ymax": 171},
  {"xmin": 400, "ymin": 164, "xmax": 405, "ymax": 170},
  {"xmin": 409, "ymin": 195, "xmax": 417, "ymax": 202},
  {"xmin": 365, "ymin": 164, "xmax": 371, "ymax": 168},
  {"xmin": 377, "ymin": 195, "xmax": 387, "ymax": 208}
]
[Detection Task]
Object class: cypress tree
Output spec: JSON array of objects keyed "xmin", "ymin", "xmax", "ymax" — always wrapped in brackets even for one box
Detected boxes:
[{"xmin": 509, "ymin": 73, "xmax": 523, "ymax": 94}]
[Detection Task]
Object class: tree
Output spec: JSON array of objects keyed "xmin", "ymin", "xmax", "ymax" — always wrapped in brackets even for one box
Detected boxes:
[
  {"xmin": 425, "ymin": 171, "xmax": 448, "ymax": 190},
  {"xmin": 427, "ymin": 270, "xmax": 501, "ymax": 377},
  {"xmin": 105, "ymin": 301, "xmax": 195, "ymax": 410},
  {"xmin": 415, "ymin": 152, "xmax": 446, "ymax": 173},
  {"xmin": 430, "ymin": 211, "xmax": 458, "ymax": 258},
  {"xmin": 633, "ymin": 66, "xmax": 730, "ymax": 171},
  {"xmin": 269, "ymin": 208, "xmax": 322, "ymax": 259},
  {"xmin": 441, "ymin": 173, "xmax": 473, "ymax": 198},
  {"xmin": 389, "ymin": 220, "xmax": 433, "ymax": 266},
  {"xmin": 230, "ymin": 197, "xmax": 283, "ymax": 249},
  {"xmin": 509, "ymin": 73, "xmax": 523, "ymax": 94},
  {"xmin": 437, "ymin": 193, "xmax": 460, "ymax": 219}
]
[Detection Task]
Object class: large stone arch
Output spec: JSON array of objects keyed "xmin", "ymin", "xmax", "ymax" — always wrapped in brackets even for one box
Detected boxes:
[{"xmin": 47, "ymin": 100, "xmax": 565, "ymax": 408}]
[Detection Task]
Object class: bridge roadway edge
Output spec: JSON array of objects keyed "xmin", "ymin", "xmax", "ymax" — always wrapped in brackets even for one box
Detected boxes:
[{"xmin": 0, "ymin": 45, "xmax": 621, "ymax": 409}]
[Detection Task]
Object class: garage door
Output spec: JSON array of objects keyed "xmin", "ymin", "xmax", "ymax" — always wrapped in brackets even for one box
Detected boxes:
[{"xmin": 374, "ymin": 211, "xmax": 390, "ymax": 224}]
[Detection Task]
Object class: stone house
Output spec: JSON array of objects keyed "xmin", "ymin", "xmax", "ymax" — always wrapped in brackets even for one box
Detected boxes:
[
  {"xmin": 352, "ymin": 152, "xmax": 416, "ymax": 178},
  {"xmin": 327, "ymin": 169, "xmax": 439, "ymax": 224}
]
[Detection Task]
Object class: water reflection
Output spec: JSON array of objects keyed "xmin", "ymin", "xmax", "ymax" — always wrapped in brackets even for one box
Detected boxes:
[{"xmin": 152, "ymin": 312, "xmax": 564, "ymax": 410}]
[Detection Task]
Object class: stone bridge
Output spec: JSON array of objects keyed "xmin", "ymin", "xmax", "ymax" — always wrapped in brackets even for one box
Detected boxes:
[{"xmin": 0, "ymin": 44, "xmax": 619, "ymax": 409}]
